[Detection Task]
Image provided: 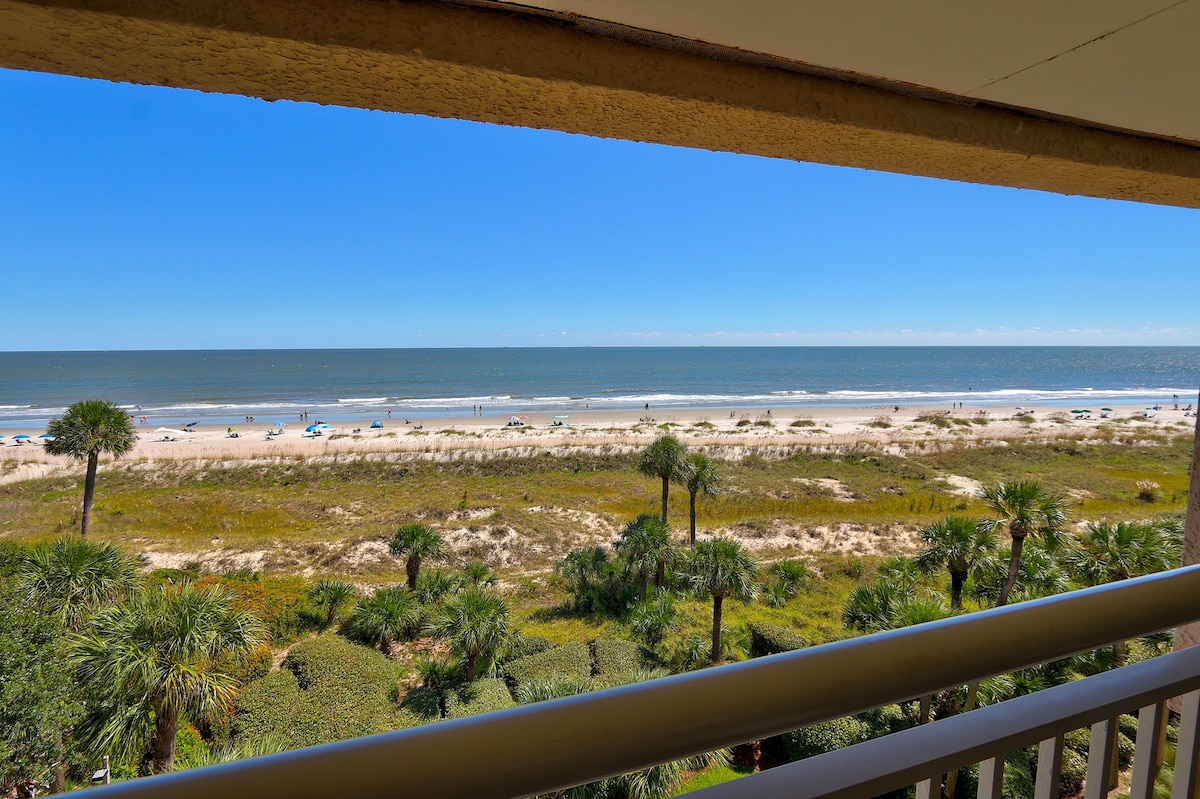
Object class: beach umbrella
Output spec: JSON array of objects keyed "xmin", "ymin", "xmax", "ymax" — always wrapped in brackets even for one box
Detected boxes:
[
  {"xmin": 13, "ymin": 434, "xmax": 31, "ymax": 440},
  {"xmin": 38, "ymin": 433, "xmax": 55, "ymax": 440},
  {"xmin": 154, "ymin": 427, "xmax": 188, "ymax": 436},
  {"xmin": 315, "ymin": 423, "xmax": 332, "ymax": 429},
  {"xmin": 1101, "ymin": 408, "xmax": 1114, "ymax": 412},
  {"xmin": 273, "ymin": 421, "xmax": 287, "ymax": 427},
  {"xmin": 0, "ymin": 435, "xmax": 5, "ymax": 440},
  {"xmin": 370, "ymin": 420, "xmax": 384, "ymax": 428}
]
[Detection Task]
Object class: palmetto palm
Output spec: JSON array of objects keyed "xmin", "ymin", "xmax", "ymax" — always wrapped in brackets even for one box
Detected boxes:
[
  {"xmin": 555, "ymin": 546, "xmax": 611, "ymax": 612},
  {"xmin": 615, "ymin": 514, "xmax": 675, "ymax": 601},
  {"xmin": 19, "ymin": 537, "xmax": 139, "ymax": 629},
  {"xmin": 389, "ymin": 522, "xmax": 445, "ymax": 591},
  {"xmin": 348, "ymin": 586, "xmax": 421, "ymax": 655},
  {"xmin": 980, "ymin": 481, "xmax": 1067, "ymax": 607},
  {"xmin": 44, "ymin": 399, "xmax": 137, "ymax": 537},
  {"xmin": 685, "ymin": 537, "xmax": 758, "ymax": 664},
  {"xmin": 683, "ymin": 453, "xmax": 719, "ymax": 547},
  {"xmin": 425, "ymin": 587, "xmax": 511, "ymax": 681},
  {"xmin": 914, "ymin": 516, "xmax": 997, "ymax": 610},
  {"xmin": 629, "ymin": 590, "xmax": 678, "ymax": 651},
  {"xmin": 1066, "ymin": 520, "xmax": 1179, "ymax": 585},
  {"xmin": 1065, "ymin": 520, "xmax": 1179, "ymax": 666},
  {"xmin": 307, "ymin": 579, "xmax": 357, "ymax": 629},
  {"xmin": 638, "ymin": 435, "xmax": 690, "ymax": 524},
  {"xmin": 72, "ymin": 582, "xmax": 264, "ymax": 774}
]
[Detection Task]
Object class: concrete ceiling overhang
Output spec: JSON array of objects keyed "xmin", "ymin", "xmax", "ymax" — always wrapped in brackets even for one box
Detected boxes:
[{"xmin": 2, "ymin": 0, "xmax": 1200, "ymax": 207}]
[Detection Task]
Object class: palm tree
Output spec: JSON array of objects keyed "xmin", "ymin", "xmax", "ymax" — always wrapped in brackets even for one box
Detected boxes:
[
  {"xmin": 462, "ymin": 561, "xmax": 497, "ymax": 586},
  {"xmin": 555, "ymin": 546, "xmax": 611, "ymax": 612},
  {"xmin": 980, "ymin": 481, "xmax": 1067, "ymax": 607},
  {"xmin": 630, "ymin": 590, "xmax": 678, "ymax": 651},
  {"xmin": 615, "ymin": 514, "xmax": 675, "ymax": 601},
  {"xmin": 44, "ymin": 399, "xmax": 137, "ymax": 537},
  {"xmin": 348, "ymin": 586, "xmax": 422, "ymax": 655},
  {"xmin": 638, "ymin": 435, "xmax": 690, "ymax": 524},
  {"xmin": 1065, "ymin": 520, "xmax": 1179, "ymax": 666},
  {"xmin": 19, "ymin": 537, "xmax": 139, "ymax": 629},
  {"xmin": 307, "ymin": 579, "xmax": 357, "ymax": 629},
  {"xmin": 72, "ymin": 582, "xmax": 265, "ymax": 774},
  {"xmin": 914, "ymin": 516, "xmax": 997, "ymax": 610},
  {"xmin": 389, "ymin": 522, "xmax": 445, "ymax": 591},
  {"xmin": 684, "ymin": 537, "xmax": 758, "ymax": 664},
  {"xmin": 683, "ymin": 453, "xmax": 720, "ymax": 546},
  {"xmin": 425, "ymin": 587, "xmax": 511, "ymax": 681}
]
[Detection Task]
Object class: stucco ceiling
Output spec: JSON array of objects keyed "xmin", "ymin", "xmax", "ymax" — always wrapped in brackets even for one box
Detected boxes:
[{"xmin": 500, "ymin": 0, "xmax": 1200, "ymax": 145}]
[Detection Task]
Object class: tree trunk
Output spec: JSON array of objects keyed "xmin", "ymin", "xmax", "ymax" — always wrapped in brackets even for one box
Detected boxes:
[
  {"xmin": 655, "ymin": 559, "xmax": 665, "ymax": 590},
  {"xmin": 638, "ymin": 573, "xmax": 648, "ymax": 602},
  {"xmin": 80, "ymin": 451, "xmax": 99, "ymax": 537},
  {"xmin": 406, "ymin": 555, "xmax": 420, "ymax": 591},
  {"xmin": 466, "ymin": 652, "xmax": 478, "ymax": 682},
  {"xmin": 689, "ymin": 491, "xmax": 697, "ymax": 546},
  {"xmin": 660, "ymin": 476, "xmax": 670, "ymax": 524},
  {"xmin": 950, "ymin": 570, "xmax": 966, "ymax": 611},
  {"xmin": 711, "ymin": 594, "xmax": 724, "ymax": 664},
  {"xmin": 152, "ymin": 703, "xmax": 180, "ymax": 774},
  {"xmin": 996, "ymin": 533, "xmax": 1026, "ymax": 607}
]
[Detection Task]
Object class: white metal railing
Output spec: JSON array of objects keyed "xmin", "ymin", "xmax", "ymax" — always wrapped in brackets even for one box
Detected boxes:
[
  {"xmin": 80, "ymin": 565, "xmax": 1200, "ymax": 799},
  {"xmin": 691, "ymin": 645, "xmax": 1200, "ymax": 799}
]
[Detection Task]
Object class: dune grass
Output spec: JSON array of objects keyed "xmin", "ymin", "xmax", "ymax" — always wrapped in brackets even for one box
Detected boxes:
[{"xmin": 0, "ymin": 436, "xmax": 1189, "ymax": 574}]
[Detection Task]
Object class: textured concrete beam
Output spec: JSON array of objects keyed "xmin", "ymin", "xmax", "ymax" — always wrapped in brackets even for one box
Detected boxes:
[{"xmin": 3, "ymin": 0, "xmax": 1200, "ymax": 207}]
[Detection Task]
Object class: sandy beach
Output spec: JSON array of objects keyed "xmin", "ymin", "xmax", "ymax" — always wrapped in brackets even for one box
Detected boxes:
[{"xmin": 2, "ymin": 402, "xmax": 1192, "ymax": 483}]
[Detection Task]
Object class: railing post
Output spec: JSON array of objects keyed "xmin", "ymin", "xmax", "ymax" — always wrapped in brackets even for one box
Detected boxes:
[
  {"xmin": 917, "ymin": 777, "xmax": 936, "ymax": 799},
  {"xmin": 1034, "ymin": 735, "xmax": 1064, "ymax": 799},
  {"xmin": 1173, "ymin": 691, "xmax": 1200, "ymax": 799},
  {"xmin": 1130, "ymin": 701, "xmax": 1168, "ymax": 799},
  {"xmin": 1086, "ymin": 717, "xmax": 1118, "ymax": 799},
  {"xmin": 978, "ymin": 756, "xmax": 1005, "ymax": 799}
]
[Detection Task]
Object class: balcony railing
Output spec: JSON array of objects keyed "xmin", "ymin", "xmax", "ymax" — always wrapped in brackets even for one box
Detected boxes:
[{"xmin": 82, "ymin": 564, "xmax": 1200, "ymax": 799}]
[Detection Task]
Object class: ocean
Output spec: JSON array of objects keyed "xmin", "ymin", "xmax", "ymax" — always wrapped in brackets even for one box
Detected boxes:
[{"xmin": 0, "ymin": 347, "xmax": 1196, "ymax": 429}]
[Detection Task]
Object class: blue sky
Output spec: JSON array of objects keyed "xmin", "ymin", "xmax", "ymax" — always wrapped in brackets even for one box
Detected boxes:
[{"xmin": 2, "ymin": 67, "xmax": 1197, "ymax": 350}]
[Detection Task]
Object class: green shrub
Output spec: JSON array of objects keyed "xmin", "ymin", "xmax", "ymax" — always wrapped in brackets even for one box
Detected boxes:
[
  {"xmin": 172, "ymin": 723, "xmax": 209, "ymax": 770},
  {"xmin": 790, "ymin": 419, "xmax": 815, "ymax": 428},
  {"xmin": 748, "ymin": 621, "xmax": 806, "ymax": 657},
  {"xmin": 504, "ymin": 642, "xmax": 591, "ymax": 688},
  {"xmin": 591, "ymin": 637, "xmax": 648, "ymax": 678},
  {"xmin": 506, "ymin": 634, "xmax": 554, "ymax": 661},
  {"xmin": 783, "ymin": 715, "xmax": 874, "ymax": 760},
  {"xmin": 233, "ymin": 633, "xmax": 400, "ymax": 749},
  {"xmin": 444, "ymin": 679, "xmax": 517, "ymax": 719},
  {"xmin": 398, "ymin": 686, "xmax": 443, "ymax": 724}
]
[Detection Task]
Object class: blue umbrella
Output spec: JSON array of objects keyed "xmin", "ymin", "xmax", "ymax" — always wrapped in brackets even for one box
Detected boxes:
[
  {"xmin": 305, "ymin": 424, "xmax": 319, "ymax": 432},
  {"xmin": 13, "ymin": 434, "xmax": 31, "ymax": 440},
  {"xmin": 315, "ymin": 423, "xmax": 332, "ymax": 429},
  {"xmin": 39, "ymin": 434, "xmax": 55, "ymax": 440},
  {"xmin": 274, "ymin": 421, "xmax": 287, "ymax": 427},
  {"xmin": 370, "ymin": 420, "xmax": 384, "ymax": 428}
]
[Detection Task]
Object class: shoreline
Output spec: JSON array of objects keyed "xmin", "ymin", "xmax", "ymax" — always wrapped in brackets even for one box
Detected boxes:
[{"xmin": 1, "ymin": 403, "xmax": 1193, "ymax": 479}]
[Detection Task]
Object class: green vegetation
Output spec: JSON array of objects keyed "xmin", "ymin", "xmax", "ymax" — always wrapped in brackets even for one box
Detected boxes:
[
  {"xmin": 44, "ymin": 399, "xmax": 137, "ymax": 537},
  {"xmin": 1, "ymin": 430, "xmax": 1195, "ymax": 796}
]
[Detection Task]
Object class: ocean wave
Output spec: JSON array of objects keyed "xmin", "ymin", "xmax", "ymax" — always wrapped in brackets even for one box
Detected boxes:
[{"xmin": 337, "ymin": 397, "xmax": 390, "ymax": 404}]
